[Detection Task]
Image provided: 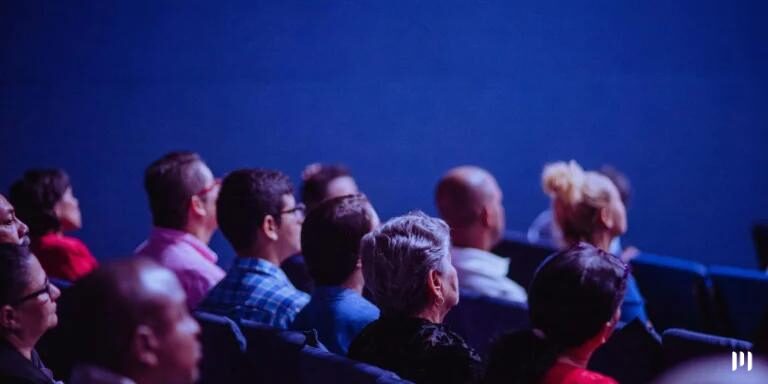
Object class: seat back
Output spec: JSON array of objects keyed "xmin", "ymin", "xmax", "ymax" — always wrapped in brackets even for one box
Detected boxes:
[
  {"xmin": 444, "ymin": 292, "xmax": 529, "ymax": 357},
  {"xmin": 753, "ymin": 222, "xmax": 768, "ymax": 270},
  {"xmin": 630, "ymin": 253, "xmax": 712, "ymax": 332},
  {"xmin": 241, "ymin": 320, "xmax": 311, "ymax": 384},
  {"xmin": 492, "ymin": 231, "xmax": 556, "ymax": 289},
  {"xmin": 194, "ymin": 311, "xmax": 248, "ymax": 384},
  {"xmin": 662, "ymin": 328, "xmax": 752, "ymax": 368},
  {"xmin": 590, "ymin": 319, "xmax": 664, "ymax": 384},
  {"xmin": 299, "ymin": 346, "xmax": 411, "ymax": 383},
  {"xmin": 709, "ymin": 266, "xmax": 768, "ymax": 339}
]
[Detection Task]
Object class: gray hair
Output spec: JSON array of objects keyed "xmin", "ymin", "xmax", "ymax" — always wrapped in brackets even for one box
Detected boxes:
[{"xmin": 360, "ymin": 211, "xmax": 451, "ymax": 317}]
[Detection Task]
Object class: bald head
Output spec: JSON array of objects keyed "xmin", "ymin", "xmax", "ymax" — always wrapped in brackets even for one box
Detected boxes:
[
  {"xmin": 67, "ymin": 258, "xmax": 201, "ymax": 384},
  {"xmin": 436, "ymin": 166, "xmax": 498, "ymax": 227}
]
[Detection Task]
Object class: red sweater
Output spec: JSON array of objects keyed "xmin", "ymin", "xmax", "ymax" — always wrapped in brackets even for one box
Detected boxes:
[
  {"xmin": 31, "ymin": 233, "xmax": 98, "ymax": 281},
  {"xmin": 541, "ymin": 362, "xmax": 618, "ymax": 384}
]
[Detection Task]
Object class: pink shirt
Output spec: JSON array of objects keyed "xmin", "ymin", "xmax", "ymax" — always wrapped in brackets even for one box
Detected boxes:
[{"xmin": 134, "ymin": 227, "xmax": 225, "ymax": 309}]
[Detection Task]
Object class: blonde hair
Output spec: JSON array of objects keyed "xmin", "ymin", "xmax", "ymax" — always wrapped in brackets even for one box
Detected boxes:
[{"xmin": 542, "ymin": 160, "xmax": 617, "ymax": 246}]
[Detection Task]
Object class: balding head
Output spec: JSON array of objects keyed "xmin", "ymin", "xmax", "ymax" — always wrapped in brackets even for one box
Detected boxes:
[
  {"xmin": 68, "ymin": 258, "xmax": 201, "ymax": 384},
  {"xmin": 435, "ymin": 166, "xmax": 505, "ymax": 249}
]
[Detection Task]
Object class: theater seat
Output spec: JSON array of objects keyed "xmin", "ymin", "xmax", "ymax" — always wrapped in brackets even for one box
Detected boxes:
[
  {"xmin": 590, "ymin": 319, "xmax": 664, "ymax": 384},
  {"xmin": 299, "ymin": 346, "xmax": 411, "ymax": 383},
  {"xmin": 444, "ymin": 292, "xmax": 529, "ymax": 357},
  {"xmin": 662, "ymin": 328, "xmax": 752, "ymax": 369},
  {"xmin": 194, "ymin": 311, "xmax": 248, "ymax": 384},
  {"xmin": 709, "ymin": 266, "xmax": 768, "ymax": 339},
  {"xmin": 630, "ymin": 253, "xmax": 712, "ymax": 332},
  {"xmin": 492, "ymin": 231, "xmax": 556, "ymax": 289},
  {"xmin": 753, "ymin": 222, "xmax": 768, "ymax": 270}
]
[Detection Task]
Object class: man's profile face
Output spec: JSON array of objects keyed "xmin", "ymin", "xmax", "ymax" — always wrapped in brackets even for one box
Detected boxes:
[
  {"xmin": 145, "ymin": 269, "xmax": 202, "ymax": 384},
  {"xmin": 0, "ymin": 195, "xmax": 30, "ymax": 246}
]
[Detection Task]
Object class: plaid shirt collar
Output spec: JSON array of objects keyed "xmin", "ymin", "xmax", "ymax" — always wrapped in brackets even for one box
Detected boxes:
[{"xmin": 233, "ymin": 257, "xmax": 289, "ymax": 281}]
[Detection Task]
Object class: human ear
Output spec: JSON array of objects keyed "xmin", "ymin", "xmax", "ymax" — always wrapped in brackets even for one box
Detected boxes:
[
  {"xmin": 0, "ymin": 305, "xmax": 18, "ymax": 330},
  {"xmin": 262, "ymin": 215, "xmax": 279, "ymax": 241},
  {"xmin": 131, "ymin": 325, "xmax": 160, "ymax": 367}
]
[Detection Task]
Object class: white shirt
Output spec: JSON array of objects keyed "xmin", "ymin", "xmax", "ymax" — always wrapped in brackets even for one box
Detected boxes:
[{"xmin": 450, "ymin": 246, "xmax": 528, "ymax": 303}]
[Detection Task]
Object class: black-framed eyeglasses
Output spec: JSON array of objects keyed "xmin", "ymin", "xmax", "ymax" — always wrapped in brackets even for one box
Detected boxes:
[
  {"xmin": 280, "ymin": 203, "xmax": 306, "ymax": 218},
  {"xmin": 11, "ymin": 278, "xmax": 52, "ymax": 306}
]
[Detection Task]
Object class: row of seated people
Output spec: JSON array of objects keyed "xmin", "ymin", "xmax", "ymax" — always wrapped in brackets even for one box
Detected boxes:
[{"xmin": 0, "ymin": 151, "xmax": 655, "ymax": 383}]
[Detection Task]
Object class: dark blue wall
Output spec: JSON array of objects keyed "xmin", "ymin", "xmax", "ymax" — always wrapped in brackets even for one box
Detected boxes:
[{"xmin": 2, "ymin": 1, "xmax": 767, "ymax": 268}]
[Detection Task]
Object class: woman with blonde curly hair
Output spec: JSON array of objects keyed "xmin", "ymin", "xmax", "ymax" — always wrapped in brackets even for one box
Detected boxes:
[{"xmin": 541, "ymin": 160, "xmax": 649, "ymax": 325}]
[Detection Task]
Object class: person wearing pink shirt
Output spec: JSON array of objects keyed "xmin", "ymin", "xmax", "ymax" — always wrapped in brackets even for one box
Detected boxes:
[{"xmin": 134, "ymin": 151, "xmax": 225, "ymax": 309}]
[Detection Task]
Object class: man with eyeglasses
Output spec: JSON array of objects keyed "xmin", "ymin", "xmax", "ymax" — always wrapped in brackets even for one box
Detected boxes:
[
  {"xmin": 134, "ymin": 151, "xmax": 225, "ymax": 309},
  {"xmin": 198, "ymin": 169, "xmax": 309, "ymax": 329}
]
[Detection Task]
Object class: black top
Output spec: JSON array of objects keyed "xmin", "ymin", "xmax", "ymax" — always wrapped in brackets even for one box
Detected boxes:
[
  {"xmin": 0, "ymin": 339, "xmax": 57, "ymax": 384},
  {"xmin": 348, "ymin": 316, "xmax": 483, "ymax": 384}
]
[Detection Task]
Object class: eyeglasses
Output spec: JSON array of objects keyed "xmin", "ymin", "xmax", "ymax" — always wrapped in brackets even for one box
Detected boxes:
[
  {"xmin": 12, "ymin": 278, "xmax": 53, "ymax": 306},
  {"xmin": 195, "ymin": 178, "xmax": 222, "ymax": 197},
  {"xmin": 280, "ymin": 203, "xmax": 306, "ymax": 218}
]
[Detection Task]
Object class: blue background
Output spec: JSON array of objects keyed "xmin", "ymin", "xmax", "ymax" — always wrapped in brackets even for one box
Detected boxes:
[{"xmin": 2, "ymin": 1, "xmax": 766, "ymax": 269}]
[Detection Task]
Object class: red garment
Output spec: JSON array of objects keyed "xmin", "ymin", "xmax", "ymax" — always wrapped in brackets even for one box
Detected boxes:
[
  {"xmin": 31, "ymin": 233, "xmax": 98, "ymax": 281},
  {"xmin": 541, "ymin": 362, "xmax": 618, "ymax": 384}
]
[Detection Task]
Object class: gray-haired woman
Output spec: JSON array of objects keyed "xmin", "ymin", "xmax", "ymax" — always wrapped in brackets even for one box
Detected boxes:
[{"xmin": 348, "ymin": 211, "xmax": 482, "ymax": 384}]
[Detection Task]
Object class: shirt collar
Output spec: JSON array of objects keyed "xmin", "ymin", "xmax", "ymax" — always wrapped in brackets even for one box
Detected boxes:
[
  {"xmin": 150, "ymin": 227, "xmax": 218, "ymax": 263},
  {"xmin": 233, "ymin": 257, "xmax": 289, "ymax": 281}
]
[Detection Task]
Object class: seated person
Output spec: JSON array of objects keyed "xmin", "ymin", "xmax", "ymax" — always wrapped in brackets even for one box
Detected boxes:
[
  {"xmin": 292, "ymin": 194, "xmax": 380, "ymax": 354},
  {"xmin": 435, "ymin": 166, "xmax": 527, "ymax": 302},
  {"xmin": 528, "ymin": 165, "xmax": 633, "ymax": 258},
  {"xmin": 283, "ymin": 163, "xmax": 360, "ymax": 293},
  {"xmin": 348, "ymin": 212, "xmax": 483, "ymax": 384},
  {"xmin": 484, "ymin": 243, "xmax": 627, "ymax": 384},
  {"xmin": 199, "ymin": 169, "xmax": 309, "ymax": 329},
  {"xmin": 0, "ymin": 194, "xmax": 31, "ymax": 246},
  {"xmin": 134, "ymin": 151, "xmax": 225, "ymax": 309},
  {"xmin": 10, "ymin": 169, "xmax": 98, "ymax": 281},
  {"xmin": 541, "ymin": 160, "xmax": 649, "ymax": 325},
  {"xmin": 65, "ymin": 258, "xmax": 201, "ymax": 384},
  {"xmin": 0, "ymin": 244, "xmax": 62, "ymax": 384}
]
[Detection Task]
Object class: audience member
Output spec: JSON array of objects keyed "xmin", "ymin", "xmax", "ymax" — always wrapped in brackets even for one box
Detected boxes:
[
  {"xmin": 435, "ymin": 165, "xmax": 527, "ymax": 303},
  {"xmin": 9, "ymin": 169, "xmax": 98, "ymax": 281},
  {"xmin": 66, "ymin": 258, "xmax": 201, "ymax": 384},
  {"xmin": 0, "ymin": 244, "xmax": 62, "ymax": 384},
  {"xmin": 348, "ymin": 211, "xmax": 483, "ymax": 384},
  {"xmin": 484, "ymin": 243, "xmax": 627, "ymax": 384},
  {"xmin": 541, "ymin": 160, "xmax": 649, "ymax": 324},
  {"xmin": 292, "ymin": 194, "xmax": 380, "ymax": 354},
  {"xmin": 528, "ymin": 165, "xmax": 635, "ymax": 259},
  {"xmin": 283, "ymin": 163, "xmax": 360, "ymax": 293},
  {"xmin": 134, "ymin": 151, "xmax": 225, "ymax": 309},
  {"xmin": 199, "ymin": 169, "xmax": 309, "ymax": 329},
  {"xmin": 0, "ymin": 194, "xmax": 31, "ymax": 246}
]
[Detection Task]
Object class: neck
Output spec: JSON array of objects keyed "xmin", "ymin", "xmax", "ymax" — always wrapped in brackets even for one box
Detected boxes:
[
  {"xmin": 339, "ymin": 269, "xmax": 365, "ymax": 294},
  {"xmin": 183, "ymin": 222, "xmax": 213, "ymax": 244},
  {"xmin": 450, "ymin": 227, "xmax": 493, "ymax": 251},
  {"xmin": 590, "ymin": 232, "xmax": 614, "ymax": 253},
  {"xmin": 4, "ymin": 334, "xmax": 34, "ymax": 360},
  {"xmin": 414, "ymin": 304, "xmax": 445, "ymax": 324},
  {"xmin": 238, "ymin": 244, "xmax": 283, "ymax": 266}
]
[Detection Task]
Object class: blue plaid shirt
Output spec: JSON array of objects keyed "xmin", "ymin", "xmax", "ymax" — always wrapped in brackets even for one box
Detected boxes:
[{"xmin": 199, "ymin": 257, "xmax": 310, "ymax": 329}]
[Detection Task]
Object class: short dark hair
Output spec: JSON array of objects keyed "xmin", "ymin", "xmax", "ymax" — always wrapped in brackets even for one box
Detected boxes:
[
  {"xmin": 9, "ymin": 169, "xmax": 71, "ymax": 237},
  {"xmin": 301, "ymin": 194, "xmax": 375, "ymax": 286},
  {"xmin": 484, "ymin": 243, "xmax": 628, "ymax": 384},
  {"xmin": 217, "ymin": 169, "xmax": 293, "ymax": 251},
  {"xmin": 0, "ymin": 244, "xmax": 33, "ymax": 306},
  {"xmin": 144, "ymin": 151, "xmax": 209, "ymax": 229},
  {"xmin": 301, "ymin": 164, "xmax": 351, "ymax": 211}
]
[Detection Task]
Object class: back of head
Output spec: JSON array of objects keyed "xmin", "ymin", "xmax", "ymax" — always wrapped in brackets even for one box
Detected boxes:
[
  {"xmin": 359, "ymin": 211, "xmax": 450, "ymax": 317},
  {"xmin": 9, "ymin": 169, "xmax": 70, "ymax": 237},
  {"xmin": 541, "ymin": 161, "xmax": 617, "ymax": 245},
  {"xmin": 0, "ymin": 244, "xmax": 32, "ymax": 312},
  {"xmin": 598, "ymin": 165, "xmax": 632, "ymax": 207},
  {"xmin": 67, "ymin": 258, "xmax": 169, "ymax": 371},
  {"xmin": 300, "ymin": 164, "xmax": 354, "ymax": 211},
  {"xmin": 485, "ymin": 243, "xmax": 627, "ymax": 384},
  {"xmin": 217, "ymin": 169, "xmax": 293, "ymax": 252},
  {"xmin": 144, "ymin": 151, "xmax": 208, "ymax": 230},
  {"xmin": 301, "ymin": 194, "xmax": 376, "ymax": 286},
  {"xmin": 435, "ymin": 166, "xmax": 495, "ymax": 229}
]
